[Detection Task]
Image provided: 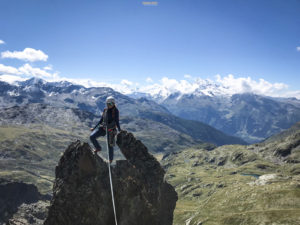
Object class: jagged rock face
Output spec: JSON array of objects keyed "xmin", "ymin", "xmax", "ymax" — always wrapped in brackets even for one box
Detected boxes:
[
  {"xmin": 0, "ymin": 180, "xmax": 48, "ymax": 224},
  {"xmin": 7, "ymin": 201, "xmax": 49, "ymax": 225},
  {"xmin": 44, "ymin": 131, "xmax": 178, "ymax": 225}
]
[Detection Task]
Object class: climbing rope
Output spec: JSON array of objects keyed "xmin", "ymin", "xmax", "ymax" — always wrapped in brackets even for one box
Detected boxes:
[{"xmin": 105, "ymin": 126, "xmax": 118, "ymax": 225}]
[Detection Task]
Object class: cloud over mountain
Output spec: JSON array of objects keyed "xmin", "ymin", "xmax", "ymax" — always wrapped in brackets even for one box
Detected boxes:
[
  {"xmin": 131, "ymin": 75, "xmax": 297, "ymax": 100},
  {"xmin": 0, "ymin": 72, "xmax": 299, "ymax": 100},
  {"xmin": 0, "ymin": 46, "xmax": 298, "ymax": 99},
  {"xmin": 0, "ymin": 63, "xmax": 58, "ymax": 81},
  {"xmin": 0, "ymin": 64, "xmax": 19, "ymax": 74},
  {"xmin": 215, "ymin": 74, "xmax": 289, "ymax": 97},
  {"xmin": 0, "ymin": 43, "xmax": 298, "ymax": 100},
  {"xmin": 1, "ymin": 48, "xmax": 48, "ymax": 62}
]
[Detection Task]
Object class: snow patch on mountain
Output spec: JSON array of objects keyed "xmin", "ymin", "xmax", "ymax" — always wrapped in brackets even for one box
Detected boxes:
[
  {"xmin": 129, "ymin": 77, "xmax": 233, "ymax": 102},
  {"xmin": 0, "ymin": 74, "xmax": 299, "ymax": 100},
  {"xmin": 130, "ymin": 75, "xmax": 300, "ymax": 102},
  {"xmin": 7, "ymin": 90, "xmax": 20, "ymax": 97}
]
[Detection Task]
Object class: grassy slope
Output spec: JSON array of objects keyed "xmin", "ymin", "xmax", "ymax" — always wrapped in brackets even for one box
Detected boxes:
[
  {"xmin": 162, "ymin": 141, "xmax": 300, "ymax": 225},
  {"xmin": 0, "ymin": 125, "xmax": 82, "ymax": 194},
  {"xmin": 0, "ymin": 104, "xmax": 298, "ymax": 224},
  {"xmin": 138, "ymin": 110, "xmax": 247, "ymax": 146},
  {"xmin": 0, "ymin": 120, "xmax": 198, "ymax": 194},
  {"xmin": 0, "ymin": 104, "xmax": 202, "ymax": 194}
]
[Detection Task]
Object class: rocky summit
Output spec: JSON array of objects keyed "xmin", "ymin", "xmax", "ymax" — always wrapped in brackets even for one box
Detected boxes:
[{"xmin": 44, "ymin": 130, "xmax": 178, "ymax": 225}]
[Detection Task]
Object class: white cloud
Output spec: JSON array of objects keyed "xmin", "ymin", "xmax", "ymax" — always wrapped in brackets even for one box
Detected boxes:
[
  {"xmin": 0, "ymin": 64, "xmax": 20, "ymax": 74},
  {"xmin": 121, "ymin": 79, "xmax": 133, "ymax": 86},
  {"xmin": 0, "ymin": 62, "xmax": 114, "ymax": 89},
  {"xmin": 0, "ymin": 40, "xmax": 5, "ymax": 45},
  {"xmin": 1, "ymin": 48, "xmax": 48, "ymax": 62},
  {"xmin": 42, "ymin": 77, "xmax": 136, "ymax": 95},
  {"xmin": 55, "ymin": 78, "xmax": 137, "ymax": 95},
  {"xmin": 215, "ymin": 74, "xmax": 289, "ymax": 96},
  {"xmin": 0, "ymin": 61, "xmax": 298, "ymax": 100},
  {"xmin": 160, "ymin": 77, "xmax": 197, "ymax": 93},
  {"xmin": 0, "ymin": 63, "xmax": 59, "ymax": 80},
  {"xmin": 51, "ymin": 77, "xmax": 111, "ymax": 88},
  {"xmin": 146, "ymin": 77, "xmax": 153, "ymax": 83},
  {"xmin": 284, "ymin": 90, "xmax": 300, "ymax": 99},
  {"xmin": 0, "ymin": 75, "xmax": 27, "ymax": 84},
  {"xmin": 297, "ymin": 46, "xmax": 300, "ymax": 52},
  {"xmin": 184, "ymin": 74, "xmax": 192, "ymax": 79},
  {"xmin": 135, "ymin": 74, "xmax": 298, "ymax": 99},
  {"xmin": 19, "ymin": 63, "xmax": 55, "ymax": 78},
  {"xmin": 137, "ymin": 77, "xmax": 200, "ymax": 99},
  {"xmin": 43, "ymin": 65, "xmax": 53, "ymax": 71}
]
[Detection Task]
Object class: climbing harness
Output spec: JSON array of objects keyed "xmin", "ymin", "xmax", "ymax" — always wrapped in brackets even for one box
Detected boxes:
[
  {"xmin": 105, "ymin": 124, "xmax": 118, "ymax": 225},
  {"xmin": 108, "ymin": 128, "xmax": 117, "ymax": 147}
]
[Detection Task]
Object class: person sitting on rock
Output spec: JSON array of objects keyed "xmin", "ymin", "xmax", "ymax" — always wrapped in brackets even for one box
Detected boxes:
[{"xmin": 90, "ymin": 96, "xmax": 121, "ymax": 163}]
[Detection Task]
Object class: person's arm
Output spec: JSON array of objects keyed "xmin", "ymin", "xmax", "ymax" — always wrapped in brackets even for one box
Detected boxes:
[
  {"xmin": 115, "ymin": 108, "xmax": 121, "ymax": 131},
  {"xmin": 93, "ymin": 112, "xmax": 104, "ymax": 130}
]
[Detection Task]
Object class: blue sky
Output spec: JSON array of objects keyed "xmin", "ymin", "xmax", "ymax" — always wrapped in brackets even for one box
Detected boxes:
[{"xmin": 0, "ymin": 0, "xmax": 300, "ymax": 95}]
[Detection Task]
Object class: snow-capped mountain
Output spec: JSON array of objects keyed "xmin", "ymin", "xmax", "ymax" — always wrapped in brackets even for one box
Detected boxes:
[
  {"xmin": 0, "ymin": 77, "xmax": 170, "ymax": 117},
  {"xmin": 129, "ymin": 78, "xmax": 233, "ymax": 103},
  {"xmin": 124, "ymin": 77, "xmax": 300, "ymax": 143},
  {"xmin": 1, "ymin": 77, "xmax": 299, "ymax": 143},
  {"xmin": 141, "ymin": 91, "xmax": 300, "ymax": 143},
  {"xmin": 0, "ymin": 77, "xmax": 247, "ymax": 148}
]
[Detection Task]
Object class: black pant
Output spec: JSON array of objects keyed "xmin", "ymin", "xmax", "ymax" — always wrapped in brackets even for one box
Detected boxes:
[{"xmin": 90, "ymin": 127, "xmax": 114, "ymax": 161}]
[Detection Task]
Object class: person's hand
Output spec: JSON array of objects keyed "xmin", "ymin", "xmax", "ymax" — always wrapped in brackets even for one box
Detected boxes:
[{"xmin": 90, "ymin": 128, "xmax": 94, "ymax": 131}]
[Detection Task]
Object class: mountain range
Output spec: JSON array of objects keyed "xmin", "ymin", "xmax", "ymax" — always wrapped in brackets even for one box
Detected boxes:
[
  {"xmin": 0, "ymin": 77, "xmax": 300, "ymax": 224},
  {"xmin": 2, "ymin": 77, "xmax": 300, "ymax": 144},
  {"xmin": 0, "ymin": 77, "xmax": 245, "ymax": 147},
  {"xmin": 1, "ymin": 115, "xmax": 299, "ymax": 224},
  {"xmin": 0, "ymin": 78, "xmax": 245, "ymax": 194},
  {"xmin": 128, "ymin": 80, "xmax": 300, "ymax": 143}
]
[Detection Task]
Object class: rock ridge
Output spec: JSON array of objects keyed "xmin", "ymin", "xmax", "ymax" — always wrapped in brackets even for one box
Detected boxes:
[{"xmin": 44, "ymin": 130, "xmax": 177, "ymax": 225}]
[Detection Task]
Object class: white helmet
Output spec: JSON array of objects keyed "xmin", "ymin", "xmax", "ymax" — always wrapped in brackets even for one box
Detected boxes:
[{"xmin": 106, "ymin": 96, "xmax": 115, "ymax": 105}]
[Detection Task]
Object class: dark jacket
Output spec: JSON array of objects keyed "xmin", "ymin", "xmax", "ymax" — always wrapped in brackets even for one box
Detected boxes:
[{"xmin": 94, "ymin": 106, "xmax": 121, "ymax": 131}]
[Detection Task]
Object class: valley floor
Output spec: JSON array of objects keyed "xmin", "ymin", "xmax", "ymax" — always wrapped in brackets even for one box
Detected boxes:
[{"xmin": 162, "ymin": 146, "xmax": 300, "ymax": 225}]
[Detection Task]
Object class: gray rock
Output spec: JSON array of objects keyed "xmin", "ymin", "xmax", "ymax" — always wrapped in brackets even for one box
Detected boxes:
[
  {"xmin": 8, "ymin": 201, "xmax": 49, "ymax": 225},
  {"xmin": 0, "ymin": 180, "xmax": 49, "ymax": 224},
  {"xmin": 192, "ymin": 192, "xmax": 202, "ymax": 197},
  {"xmin": 180, "ymin": 184, "xmax": 192, "ymax": 191},
  {"xmin": 44, "ymin": 131, "xmax": 178, "ymax": 225}
]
